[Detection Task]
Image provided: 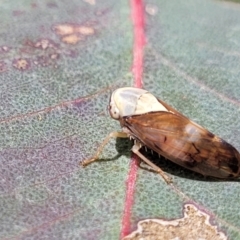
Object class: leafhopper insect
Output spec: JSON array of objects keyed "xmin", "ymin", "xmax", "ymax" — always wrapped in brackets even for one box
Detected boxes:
[{"xmin": 82, "ymin": 87, "xmax": 240, "ymax": 183}]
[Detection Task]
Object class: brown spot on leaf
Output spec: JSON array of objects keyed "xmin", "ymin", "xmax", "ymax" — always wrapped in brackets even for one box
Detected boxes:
[
  {"xmin": 75, "ymin": 26, "xmax": 94, "ymax": 35},
  {"xmin": 25, "ymin": 39, "xmax": 58, "ymax": 50},
  {"xmin": 12, "ymin": 58, "xmax": 31, "ymax": 71},
  {"xmin": 53, "ymin": 24, "xmax": 75, "ymax": 36},
  {"xmin": 21, "ymin": 39, "xmax": 60, "ymax": 67},
  {"xmin": 35, "ymin": 39, "xmax": 53, "ymax": 49},
  {"xmin": 61, "ymin": 34, "xmax": 82, "ymax": 44},
  {"xmin": 53, "ymin": 23, "xmax": 95, "ymax": 44},
  {"xmin": 123, "ymin": 204, "xmax": 227, "ymax": 240}
]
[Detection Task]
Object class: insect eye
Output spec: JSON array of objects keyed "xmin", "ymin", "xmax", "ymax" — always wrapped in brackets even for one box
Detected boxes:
[
  {"xmin": 112, "ymin": 110, "xmax": 119, "ymax": 118},
  {"xmin": 109, "ymin": 104, "xmax": 120, "ymax": 119}
]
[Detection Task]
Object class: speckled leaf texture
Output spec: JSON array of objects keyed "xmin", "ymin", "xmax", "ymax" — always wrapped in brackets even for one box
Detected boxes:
[{"xmin": 1, "ymin": 0, "xmax": 240, "ymax": 240}]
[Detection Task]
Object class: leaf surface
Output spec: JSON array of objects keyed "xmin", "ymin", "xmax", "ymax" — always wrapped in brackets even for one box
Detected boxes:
[{"xmin": 1, "ymin": 0, "xmax": 240, "ymax": 239}]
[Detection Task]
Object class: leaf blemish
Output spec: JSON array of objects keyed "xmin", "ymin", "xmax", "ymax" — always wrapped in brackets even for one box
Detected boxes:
[
  {"xmin": 123, "ymin": 203, "xmax": 227, "ymax": 240},
  {"xmin": 12, "ymin": 58, "xmax": 31, "ymax": 71},
  {"xmin": 53, "ymin": 23, "xmax": 95, "ymax": 45}
]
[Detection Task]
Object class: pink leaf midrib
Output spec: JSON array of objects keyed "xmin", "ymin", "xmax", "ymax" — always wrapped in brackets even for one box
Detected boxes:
[{"xmin": 120, "ymin": 0, "xmax": 145, "ymax": 238}]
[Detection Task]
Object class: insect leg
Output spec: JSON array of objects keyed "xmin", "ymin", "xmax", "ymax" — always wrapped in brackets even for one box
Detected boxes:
[
  {"xmin": 81, "ymin": 131, "xmax": 128, "ymax": 167},
  {"xmin": 131, "ymin": 142, "xmax": 173, "ymax": 184}
]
